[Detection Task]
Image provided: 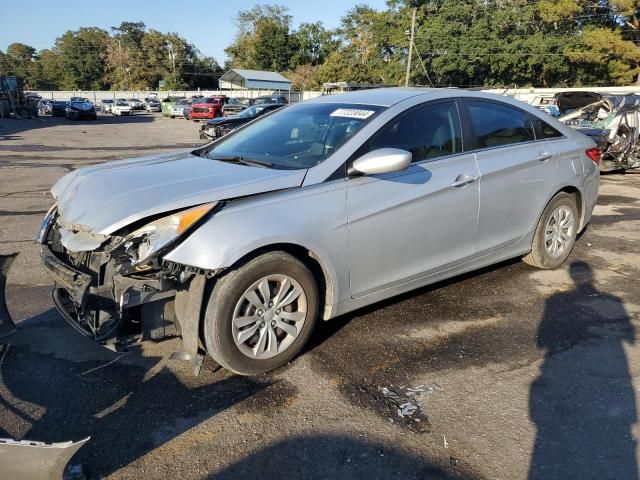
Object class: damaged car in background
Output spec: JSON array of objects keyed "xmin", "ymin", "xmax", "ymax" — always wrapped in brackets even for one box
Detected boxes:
[
  {"xmin": 199, "ymin": 103, "xmax": 285, "ymax": 140},
  {"xmin": 555, "ymin": 91, "xmax": 640, "ymax": 171},
  {"xmin": 37, "ymin": 89, "xmax": 599, "ymax": 375}
]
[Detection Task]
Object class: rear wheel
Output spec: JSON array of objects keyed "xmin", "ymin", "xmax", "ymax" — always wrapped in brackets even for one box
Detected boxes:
[
  {"xmin": 523, "ymin": 192, "xmax": 579, "ymax": 269},
  {"xmin": 204, "ymin": 251, "xmax": 319, "ymax": 375}
]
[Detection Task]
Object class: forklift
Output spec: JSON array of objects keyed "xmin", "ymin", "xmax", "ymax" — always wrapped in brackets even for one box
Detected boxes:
[{"xmin": 0, "ymin": 75, "xmax": 38, "ymax": 118}]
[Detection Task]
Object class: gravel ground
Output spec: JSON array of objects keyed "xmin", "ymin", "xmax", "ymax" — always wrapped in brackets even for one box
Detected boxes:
[{"xmin": 1, "ymin": 113, "xmax": 639, "ymax": 480}]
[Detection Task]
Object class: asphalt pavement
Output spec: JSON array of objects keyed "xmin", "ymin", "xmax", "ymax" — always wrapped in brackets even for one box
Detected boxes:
[{"xmin": 1, "ymin": 114, "xmax": 639, "ymax": 479}]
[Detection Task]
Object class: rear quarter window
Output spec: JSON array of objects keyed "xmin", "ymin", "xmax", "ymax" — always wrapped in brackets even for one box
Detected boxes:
[
  {"xmin": 466, "ymin": 100, "xmax": 535, "ymax": 149},
  {"xmin": 532, "ymin": 116, "xmax": 564, "ymax": 139}
]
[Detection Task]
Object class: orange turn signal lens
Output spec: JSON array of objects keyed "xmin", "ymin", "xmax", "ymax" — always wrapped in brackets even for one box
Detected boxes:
[{"xmin": 176, "ymin": 204, "xmax": 213, "ymax": 234}]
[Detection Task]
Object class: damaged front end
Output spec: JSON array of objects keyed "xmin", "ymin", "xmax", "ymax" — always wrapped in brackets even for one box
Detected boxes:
[
  {"xmin": 559, "ymin": 95, "xmax": 640, "ymax": 171},
  {"xmin": 38, "ymin": 203, "xmax": 218, "ymax": 352},
  {"xmin": 199, "ymin": 123, "xmax": 233, "ymax": 141}
]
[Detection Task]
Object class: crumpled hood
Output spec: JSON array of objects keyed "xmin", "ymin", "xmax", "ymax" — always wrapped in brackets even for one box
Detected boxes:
[
  {"xmin": 52, "ymin": 150, "xmax": 306, "ymax": 235},
  {"xmin": 206, "ymin": 117, "xmax": 244, "ymax": 126}
]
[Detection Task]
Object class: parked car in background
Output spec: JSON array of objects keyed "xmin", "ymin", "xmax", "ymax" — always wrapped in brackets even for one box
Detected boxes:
[
  {"xmin": 50, "ymin": 101, "xmax": 68, "ymax": 117},
  {"xmin": 189, "ymin": 96, "xmax": 228, "ymax": 120},
  {"xmin": 200, "ymin": 103, "xmax": 285, "ymax": 139},
  {"xmin": 100, "ymin": 99, "xmax": 115, "ymax": 113},
  {"xmin": 127, "ymin": 98, "xmax": 144, "ymax": 110},
  {"xmin": 65, "ymin": 99, "xmax": 97, "ymax": 120},
  {"xmin": 145, "ymin": 99, "xmax": 161, "ymax": 112},
  {"xmin": 254, "ymin": 95, "xmax": 288, "ymax": 105},
  {"xmin": 161, "ymin": 96, "xmax": 185, "ymax": 117},
  {"xmin": 169, "ymin": 98, "xmax": 192, "ymax": 119},
  {"xmin": 112, "ymin": 101, "xmax": 133, "ymax": 116},
  {"xmin": 222, "ymin": 97, "xmax": 253, "ymax": 117},
  {"xmin": 37, "ymin": 89, "xmax": 600, "ymax": 376},
  {"xmin": 70, "ymin": 96, "xmax": 90, "ymax": 103}
]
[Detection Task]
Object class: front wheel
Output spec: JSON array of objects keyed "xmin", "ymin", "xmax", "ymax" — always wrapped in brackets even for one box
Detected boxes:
[
  {"xmin": 204, "ymin": 251, "xmax": 319, "ymax": 375},
  {"xmin": 523, "ymin": 192, "xmax": 579, "ymax": 269}
]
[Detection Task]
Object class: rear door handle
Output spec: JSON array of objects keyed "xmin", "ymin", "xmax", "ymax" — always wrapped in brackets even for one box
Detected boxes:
[
  {"xmin": 537, "ymin": 151, "xmax": 553, "ymax": 162},
  {"xmin": 450, "ymin": 174, "xmax": 478, "ymax": 188}
]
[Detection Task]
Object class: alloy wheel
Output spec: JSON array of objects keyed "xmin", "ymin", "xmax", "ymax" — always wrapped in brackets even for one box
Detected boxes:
[
  {"xmin": 544, "ymin": 205, "xmax": 575, "ymax": 258},
  {"xmin": 231, "ymin": 274, "xmax": 307, "ymax": 359}
]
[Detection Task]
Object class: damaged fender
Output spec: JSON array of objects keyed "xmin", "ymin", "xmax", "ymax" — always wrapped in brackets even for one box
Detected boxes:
[{"xmin": 0, "ymin": 253, "xmax": 18, "ymax": 338}]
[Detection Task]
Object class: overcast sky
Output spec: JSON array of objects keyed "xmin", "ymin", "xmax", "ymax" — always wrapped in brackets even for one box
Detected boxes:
[{"xmin": 1, "ymin": 0, "xmax": 389, "ymax": 63}]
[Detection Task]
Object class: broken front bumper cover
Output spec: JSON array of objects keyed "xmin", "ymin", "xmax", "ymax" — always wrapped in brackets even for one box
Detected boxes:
[
  {"xmin": 0, "ymin": 436, "xmax": 89, "ymax": 480},
  {"xmin": 41, "ymin": 244, "xmax": 177, "ymax": 349}
]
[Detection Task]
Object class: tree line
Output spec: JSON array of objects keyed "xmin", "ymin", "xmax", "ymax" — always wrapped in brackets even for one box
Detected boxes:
[
  {"xmin": 226, "ymin": 0, "xmax": 640, "ymax": 89},
  {"xmin": 2, "ymin": 1, "xmax": 640, "ymax": 91},
  {"xmin": 0, "ymin": 22, "xmax": 222, "ymax": 91}
]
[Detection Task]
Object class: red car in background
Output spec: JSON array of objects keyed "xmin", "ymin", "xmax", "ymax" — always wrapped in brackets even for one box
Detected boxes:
[{"xmin": 189, "ymin": 96, "xmax": 227, "ymax": 120}]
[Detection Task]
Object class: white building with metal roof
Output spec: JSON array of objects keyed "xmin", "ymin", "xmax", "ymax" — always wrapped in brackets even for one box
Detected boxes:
[{"xmin": 219, "ymin": 69, "xmax": 292, "ymax": 92}]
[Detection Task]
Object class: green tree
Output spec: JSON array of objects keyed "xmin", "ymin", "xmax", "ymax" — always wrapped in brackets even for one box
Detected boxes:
[
  {"xmin": 55, "ymin": 27, "xmax": 110, "ymax": 89},
  {"xmin": 292, "ymin": 22, "xmax": 340, "ymax": 66},
  {"xmin": 4, "ymin": 43, "xmax": 37, "ymax": 84},
  {"xmin": 225, "ymin": 4, "xmax": 295, "ymax": 70}
]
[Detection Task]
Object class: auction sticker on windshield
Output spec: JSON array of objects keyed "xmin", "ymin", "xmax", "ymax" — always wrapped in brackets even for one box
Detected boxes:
[{"xmin": 330, "ymin": 108, "xmax": 375, "ymax": 119}]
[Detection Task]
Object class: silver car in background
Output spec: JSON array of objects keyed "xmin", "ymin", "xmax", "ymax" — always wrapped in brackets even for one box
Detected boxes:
[{"xmin": 37, "ymin": 88, "xmax": 599, "ymax": 375}]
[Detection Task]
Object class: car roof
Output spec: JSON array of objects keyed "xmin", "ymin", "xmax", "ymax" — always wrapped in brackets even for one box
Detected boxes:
[{"xmin": 306, "ymin": 87, "xmax": 533, "ymax": 108}]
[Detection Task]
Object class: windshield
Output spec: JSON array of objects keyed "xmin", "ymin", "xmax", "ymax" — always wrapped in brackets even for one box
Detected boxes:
[
  {"xmin": 254, "ymin": 98, "xmax": 275, "ymax": 105},
  {"xmin": 237, "ymin": 105, "xmax": 262, "ymax": 117},
  {"xmin": 202, "ymin": 102, "xmax": 385, "ymax": 170}
]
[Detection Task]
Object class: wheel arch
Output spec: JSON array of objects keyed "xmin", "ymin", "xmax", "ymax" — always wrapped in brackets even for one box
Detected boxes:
[
  {"xmin": 218, "ymin": 242, "xmax": 336, "ymax": 321},
  {"xmin": 555, "ymin": 185, "xmax": 584, "ymax": 230}
]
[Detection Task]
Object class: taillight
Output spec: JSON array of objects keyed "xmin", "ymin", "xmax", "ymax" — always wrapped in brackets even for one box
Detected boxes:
[{"xmin": 585, "ymin": 148, "xmax": 601, "ymax": 164}]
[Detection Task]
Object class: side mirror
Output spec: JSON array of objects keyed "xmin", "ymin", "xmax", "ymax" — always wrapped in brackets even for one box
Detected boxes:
[{"xmin": 349, "ymin": 148, "xmax": 412, "ymax": 176}]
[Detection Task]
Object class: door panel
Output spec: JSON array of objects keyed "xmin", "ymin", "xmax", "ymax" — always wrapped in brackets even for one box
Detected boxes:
[
  {"xmin": 474, "ymin": 143, "xmax": 558, "ymax": 255},
  {"xmin": 463, "ymin": 100, "xmax": 559, "ymax": 256},
  {"xmin": 347, "ymin": 154, "xmax": 479, "ymax": 298}
]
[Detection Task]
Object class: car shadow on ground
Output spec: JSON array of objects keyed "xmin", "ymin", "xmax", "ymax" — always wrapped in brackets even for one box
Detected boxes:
[
  {"xmin": 528, "ymin": 261, "xmax": 638, "ymax": 479},
  {"xmin": 208, "ymin": 434, "xmax": 465, "ymax": 480},
  {"xmin": 0, "ymin": 308, "xmax": 270, "ymax": 479},
  {"xmin": 305, "ymin": 256, "xmax": 523, "ymax": 355}
]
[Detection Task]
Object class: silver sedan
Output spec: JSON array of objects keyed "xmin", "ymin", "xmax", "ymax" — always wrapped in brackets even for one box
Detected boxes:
[{"xmin": 38, "ymin": 88, "xmax": 599, "ymax": 375}]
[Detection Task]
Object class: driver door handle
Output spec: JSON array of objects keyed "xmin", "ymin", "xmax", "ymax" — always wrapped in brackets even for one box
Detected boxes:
[
  {"xmin": 451, "ymin": 174, "xmax": 478, "ymax": 188},
  {"xmin": 537, "ymin": 151, "xmax": 553, "ymax": 162}
]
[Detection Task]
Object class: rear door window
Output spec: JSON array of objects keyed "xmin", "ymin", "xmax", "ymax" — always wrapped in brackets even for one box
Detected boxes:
[
  {"xmin": 466, "ymin": 101, "xmax": 535, "ymax": 149},
  {"xmin": 367, "ymin": 101, "xmax": 462, "ymax": 163}
]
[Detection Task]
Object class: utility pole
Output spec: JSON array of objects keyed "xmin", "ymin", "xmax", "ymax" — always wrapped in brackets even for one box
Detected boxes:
[
  {"xmin": 405, "ymin": 6, "xmax": 417, "ymax": 87},
  {"xmin": 168, "ymin": 44, "xmax": 176, "ymax": 88}
]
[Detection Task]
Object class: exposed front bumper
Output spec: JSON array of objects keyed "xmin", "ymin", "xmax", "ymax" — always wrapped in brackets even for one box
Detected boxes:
[
  {"xmin": 41, "ymin": 242, "xmax": 179, "ymax": 348},
  {"xmin": 41, "ymin": 245, "xmax": 92, "ymax": 305}
]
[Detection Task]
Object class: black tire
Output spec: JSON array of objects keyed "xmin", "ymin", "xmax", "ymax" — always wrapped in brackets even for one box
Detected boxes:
[
  {"xmin": 523, "ymin": 192, "xmax": 579, "ymax": 269},
  {"xmin": 0, "ymin": 99, "xmax": 10, "ymax": 118},
  {"xmin": 204, "ymin": 251, "xmax": 319, "ymax": 375}
]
